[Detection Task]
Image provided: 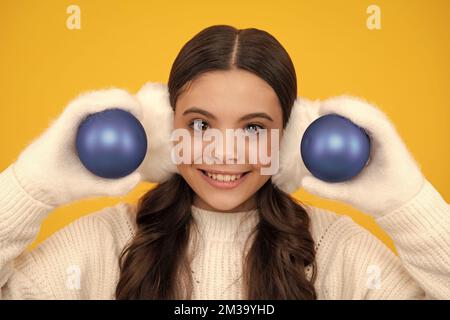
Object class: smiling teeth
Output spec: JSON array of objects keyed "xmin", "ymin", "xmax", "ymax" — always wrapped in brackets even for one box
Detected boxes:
[{"xmin": 206, "ymin": 172, "xmax": 242, "ymax": 182}]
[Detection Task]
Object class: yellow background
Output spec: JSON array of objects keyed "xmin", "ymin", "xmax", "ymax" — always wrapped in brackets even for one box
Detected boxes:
[{"xmin": 0, "ymin": 0, "xmax": 449, "ymax": 253}]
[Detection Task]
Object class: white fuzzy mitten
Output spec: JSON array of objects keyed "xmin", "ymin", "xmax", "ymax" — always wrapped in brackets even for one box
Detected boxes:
[
  {"xmin": 13, "ymin": 88, "xmax": 144, "ymax": 207},
  {"xmin": 274, "ymin": 95, "xmax": 426, "ymax": 218},
  {"xmin": 272, "ymin": 97, "xmax": 321, "ymax": 194},
  {"xmin": 135, "ymin": 82, "xmax": 179, "ymax": 182}
]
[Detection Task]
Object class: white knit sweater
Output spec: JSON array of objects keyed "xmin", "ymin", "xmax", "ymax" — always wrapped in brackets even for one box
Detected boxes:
[{"xmin": 0, "ymin": 163, "xmax": 449, "ymax": 299}]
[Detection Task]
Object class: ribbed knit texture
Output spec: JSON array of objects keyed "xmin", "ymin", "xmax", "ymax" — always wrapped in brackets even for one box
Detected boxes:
[
  {"xmin": 189, "ymin": 205, "xmax": 259, "ymax": 299},
  {"xmin": 0, "ymin": 164, "xmax": 449, "ymax": 299}
]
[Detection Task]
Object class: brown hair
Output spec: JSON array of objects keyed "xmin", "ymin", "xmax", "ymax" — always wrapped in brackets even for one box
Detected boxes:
[{"xmin": 115, "ymin": 25, "xmax": 317, "ymax": 299}]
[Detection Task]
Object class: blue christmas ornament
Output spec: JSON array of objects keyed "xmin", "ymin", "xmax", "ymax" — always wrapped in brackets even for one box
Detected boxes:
[
  {"xmin": 300, "ymin": 114, "xmax": 371, "ymax": 183},
  {"xmin": 76, "ymin": 108, "xmax": 147, "ymax": 179}
]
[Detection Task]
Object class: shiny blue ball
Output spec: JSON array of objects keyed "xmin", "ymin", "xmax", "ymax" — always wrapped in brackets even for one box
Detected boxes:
[
  {"xmin": 76, "ymin": 108, "xmax": 147, "ymax": 179},
  {"xmin": 300, "ymin": 114, "xmax": 371, "ymax": 182}
]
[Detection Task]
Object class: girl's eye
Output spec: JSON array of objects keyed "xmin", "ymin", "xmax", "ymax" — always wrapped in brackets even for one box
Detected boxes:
[
  {"xmin": 244, "ymin": 123, "xmax": 265, "ymax": 135},
  {"xmin": 189, "ymin": 119, "xmax": 209, "ymax": 131}
]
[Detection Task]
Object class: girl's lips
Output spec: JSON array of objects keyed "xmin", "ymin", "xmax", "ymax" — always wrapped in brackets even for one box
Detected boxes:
[{"xmin": 197, "ymin": 169, "xmax": 250, "ymax": 190}]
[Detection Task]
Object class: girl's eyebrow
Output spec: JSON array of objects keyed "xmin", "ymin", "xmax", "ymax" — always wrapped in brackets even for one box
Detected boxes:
[{"xmin": 182, "ymin": 106, "xmax": 274, "ymax": 122}]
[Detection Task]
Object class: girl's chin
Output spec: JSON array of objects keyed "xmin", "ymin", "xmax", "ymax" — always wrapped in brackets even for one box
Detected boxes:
[{"xmin": 196, "ymin": 198, "xmax": 251, "ymax": 213}]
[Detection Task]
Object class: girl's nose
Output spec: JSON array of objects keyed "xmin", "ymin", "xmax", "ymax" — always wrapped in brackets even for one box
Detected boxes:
[{"xmin": 206, "ymin": 130, "xmax": 242, "ymax": 164}]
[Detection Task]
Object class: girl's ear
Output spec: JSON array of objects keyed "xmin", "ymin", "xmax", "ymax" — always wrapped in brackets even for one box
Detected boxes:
[
  {"xmin": 135, "ymin": 82, "xmax": 180, "ymax": 183},
  {"xmin": 271, "ymin": 97, "xmax": 321, "ymax": 193}
]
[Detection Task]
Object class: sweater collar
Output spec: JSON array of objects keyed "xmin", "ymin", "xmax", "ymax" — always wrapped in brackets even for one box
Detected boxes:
[{"xmin": 190, "ymin": 204, "xmax": 259, "ymax": 241}]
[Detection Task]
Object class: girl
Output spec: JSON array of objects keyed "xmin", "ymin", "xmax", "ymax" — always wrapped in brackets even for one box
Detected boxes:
[{"xmin": 0, "ymin": 25, "xmax": 448, "ymax": 300}]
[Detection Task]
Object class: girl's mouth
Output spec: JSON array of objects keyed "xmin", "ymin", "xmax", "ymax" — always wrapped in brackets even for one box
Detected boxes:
[{"xmin": 197, "ymin": 169, "xmax": 251, "ymax": 189}]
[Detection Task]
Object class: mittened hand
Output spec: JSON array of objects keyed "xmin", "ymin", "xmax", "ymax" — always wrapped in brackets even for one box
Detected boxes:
[
  {"xmin": 13, "ymin": 82, "xmax": 180, "ymax": 207},
  {"xmin": 13, "ymin": 88, "xmax": 144, "ymax": 207},
  {"xmin": 300, "ymin": 95, "xmax": 425, "ymax": 218},
  {"xmin": 272, "ymin": 97, "xmax": 321, "ymax": 194},
  {"xmin": 135, "ymin": 82, "xmax": 179, "ymax": 183}
]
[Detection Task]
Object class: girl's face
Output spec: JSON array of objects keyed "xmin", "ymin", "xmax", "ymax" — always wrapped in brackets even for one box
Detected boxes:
[{"xmin": 173, "ymin": 69, "xmax": 283, "ymax": 213}]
